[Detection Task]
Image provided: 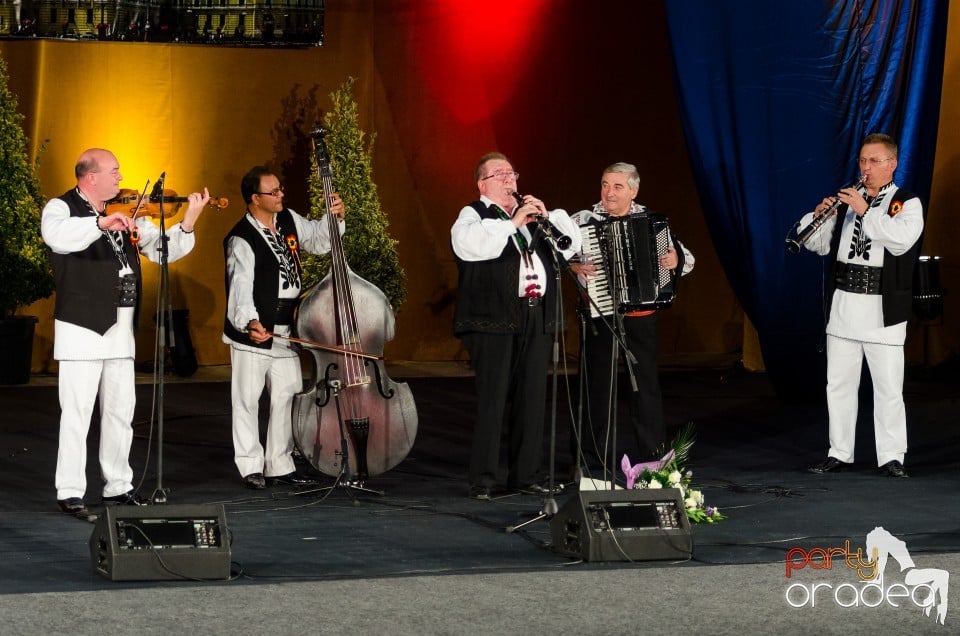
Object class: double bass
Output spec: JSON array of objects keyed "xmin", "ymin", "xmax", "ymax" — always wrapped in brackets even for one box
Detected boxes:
[{"xmin": 291, "ymin": 126, "xmax": 417, "ymax": 483}]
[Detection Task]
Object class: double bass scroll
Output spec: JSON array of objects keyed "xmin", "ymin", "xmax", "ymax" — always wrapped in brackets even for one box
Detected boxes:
[{"xmin": 291, "ymin": 126, "xmax": 417, "ymax": 483}]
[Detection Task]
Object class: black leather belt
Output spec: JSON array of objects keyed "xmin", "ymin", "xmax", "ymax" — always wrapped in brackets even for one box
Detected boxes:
[
  {"xmin": 275, "ymin": 298, "xmax": 299, "ymax": 325},
  {"xmin": 522, "ymin": 296, "xmax": 542, "ymax": 307},
  {"xmin": 835, "ymin": 262, "xmax": 882, "ymax": 295}
]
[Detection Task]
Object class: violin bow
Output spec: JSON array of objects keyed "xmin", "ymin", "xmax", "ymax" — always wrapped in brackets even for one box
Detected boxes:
[
  {"xmin": 268, "ymin": 333, "xmax": 384, "ymax": 361},
  {"xmin": 127, "ymin": 179, "xmax": 152, "ymax": 246},
  {"xmin": 129, "ymin": 179, "xmax": 151, "ymax": 223}
]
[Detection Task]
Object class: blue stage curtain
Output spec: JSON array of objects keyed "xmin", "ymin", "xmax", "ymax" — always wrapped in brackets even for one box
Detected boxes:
[{"xmin": 663, "ymin": 0, "xmax": 948, "ymax": 399}]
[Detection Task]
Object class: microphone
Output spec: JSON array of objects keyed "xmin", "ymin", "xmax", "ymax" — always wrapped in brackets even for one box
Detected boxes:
[
  {"xmin": 510, "ymin": 191, "xmax": 572, "ymax": 250},
  {"xmin": 150, "ymin": 171, "xmax": 166, "ymax": 200}
]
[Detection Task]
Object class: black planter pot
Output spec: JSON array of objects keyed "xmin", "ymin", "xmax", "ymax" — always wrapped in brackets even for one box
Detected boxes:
[{"xmin": 0, "ymin": 315, "xmax": 38, "ymax": 385}]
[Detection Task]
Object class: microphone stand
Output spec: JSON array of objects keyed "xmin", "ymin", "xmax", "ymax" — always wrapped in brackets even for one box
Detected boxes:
[
  {"xmin": 151, "ymin": 173, "xmax": 171, "ymax": 504},
  {"xmin": 570, "ymin": 302, "xmax": 591, "ymax": 484},
  {"xmin": 601, "ymin": 234, "xmax": 640, "ymax": 491},
  {"xmin": 604, "ymin": 311, "xmax": 640, "ymax": 491},
  {"xmin": 507, "ymin": 227, "xmax": 564, "ymax": 534},
  {"xmin": 563, "ymin": 219, "xmax": 638, "ymax": 491}
]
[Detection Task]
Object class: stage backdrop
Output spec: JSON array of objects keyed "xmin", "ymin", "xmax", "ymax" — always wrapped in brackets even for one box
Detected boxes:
[
  {"xmin": 3, "ymin": 0, "xmax": 959, "ymax": 383},
  {"xmin": 664, "ymin": 0, "xmax": 950, "ymax": 395}
]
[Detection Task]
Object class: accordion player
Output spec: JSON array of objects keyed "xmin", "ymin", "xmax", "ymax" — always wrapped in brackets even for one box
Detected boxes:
[{"xmin": 571, "ymin": 205, "xmax": 689, "ymax": 318}]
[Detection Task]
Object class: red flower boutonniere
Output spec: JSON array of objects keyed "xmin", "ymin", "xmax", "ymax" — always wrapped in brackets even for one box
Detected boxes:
[{"xmin": 286, "ymin": 234, "xmax": 302, "ymax": 273}]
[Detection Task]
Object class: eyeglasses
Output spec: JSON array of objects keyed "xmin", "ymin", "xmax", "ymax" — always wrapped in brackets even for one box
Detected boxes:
[
  {"xmin": 858, "ymin": 157, "xmax": 894, "ymax": 166},
  {"xmin": 480, "ymin": 171, "xmax": 519, "ymax": 182},
  {"xmin": 255, "ymin": 186, "xmax": 284, "ymax": 197}
]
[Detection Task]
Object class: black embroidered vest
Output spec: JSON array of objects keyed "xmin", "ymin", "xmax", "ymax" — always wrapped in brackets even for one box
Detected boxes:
[
  {"xmin": 826, "ymin": 188, "xmax": 922, "ymax": 326},
  {"xmin": 50, "ymin": 189, "xmax": 142, "ymax": 335},
  {"xmin": 222, "ymin": 209, "xmax": 302, "ymax": 348},
  {"xmin": 452, "ymin": 201, "xmax": 559, "ymax": 335}
]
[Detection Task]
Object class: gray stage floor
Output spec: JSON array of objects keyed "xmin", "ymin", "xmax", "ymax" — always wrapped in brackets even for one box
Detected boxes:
[{"xmin": 1, "ymin": 361, "xmax": 958, "ymax": 633}]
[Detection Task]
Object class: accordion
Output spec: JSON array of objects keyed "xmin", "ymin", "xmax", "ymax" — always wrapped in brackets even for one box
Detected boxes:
[{"xmin": 577, "ymin": 213, "xmax": 679, "ymax": 318}]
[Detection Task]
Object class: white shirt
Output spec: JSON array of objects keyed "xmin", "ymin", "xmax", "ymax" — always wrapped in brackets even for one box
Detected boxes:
[
  {"xmin": 451, "ymin": 195, "xmax": 582, "ymax": 296},
  {"xmin": 223, "ymin": 209, "xmax": 344, "ymax": 358},
  {"xmin": 800, "ymin": 182, "xmax": 923, "ymax": 345},
  {"xmin": 41, "ymin": 197, "xmax": 197, "ymax": 361}
]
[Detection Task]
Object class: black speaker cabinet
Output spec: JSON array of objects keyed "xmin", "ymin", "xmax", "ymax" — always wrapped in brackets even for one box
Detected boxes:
[
  {"xmin": 89, "ymin": 504, "xmax": 232, "ymax": 581},
  {"xmin": 550, "ymin": 489, "xmax": 693, "ymax": 562}
]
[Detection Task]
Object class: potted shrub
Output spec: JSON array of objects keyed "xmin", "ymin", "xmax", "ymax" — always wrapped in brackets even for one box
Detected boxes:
[
  {"xmin": 300, "ymin": 77, "xmax": 407, "ymax": 309},
  {"xmin": 0, "ymin": 52, "xmax": 55, "ymax": 384}
]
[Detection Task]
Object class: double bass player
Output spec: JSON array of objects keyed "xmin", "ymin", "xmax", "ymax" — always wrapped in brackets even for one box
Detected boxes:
[{"xmin": 222, "ymin": 165, "xmax": 345, "ymax": 490}]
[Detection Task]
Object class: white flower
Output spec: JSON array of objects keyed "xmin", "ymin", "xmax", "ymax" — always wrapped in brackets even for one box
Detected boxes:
[
  {"xmin": 668, "ymin": 470, "xmax": 682, "ymax": 485},
  {"xmin": 684, "ymin": 496, "xmax": 697, "ymax": 510},
  {"xmin": 690, "ymin": 489, "xmax": 704, "ymax": 505},
  {"xmin": 647, "ymin": 479, "xmax": 663, "ymax": 489}
]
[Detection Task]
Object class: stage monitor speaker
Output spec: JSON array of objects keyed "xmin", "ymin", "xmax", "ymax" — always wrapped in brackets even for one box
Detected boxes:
[
  {"xmin": 89, "ymin": 504, "xmax": 232, "ymax": 581},
  {"xmin": 549, "ymin": 489, "xmax": 693, "ymax": 562}
]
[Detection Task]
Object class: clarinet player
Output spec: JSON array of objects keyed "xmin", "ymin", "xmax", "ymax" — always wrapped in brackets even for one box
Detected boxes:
[
  {"xmin": 451, "ymin": 152, "xmax": 581, "ymax": 500},
  {"xmin": 800, "ymin": 133, "xmax": 924, "ymax": 478}
]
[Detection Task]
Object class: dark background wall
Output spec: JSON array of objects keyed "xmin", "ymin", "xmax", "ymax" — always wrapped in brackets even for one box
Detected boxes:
[{"xmin": 2, "ymin": 0, "xmax": 956, "ymax": 371}]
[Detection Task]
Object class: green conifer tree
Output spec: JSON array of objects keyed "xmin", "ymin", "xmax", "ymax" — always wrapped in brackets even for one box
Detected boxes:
[
  {"xmin": 300, "ymin": 77, "xmax": 406, "ymax": 310},
  {"xmin": 0, "ymin": 52, "xmax": 54, "ymax": 316}
]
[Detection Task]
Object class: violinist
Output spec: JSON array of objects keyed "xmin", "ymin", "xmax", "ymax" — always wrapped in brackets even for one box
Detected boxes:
[
  {"xmin": 222, "ymin": 165, "xmax": 345, "ymax": 490},
  {"xmin": 41, "ymin": 148, "xmax": 211, "ymax": 521}
]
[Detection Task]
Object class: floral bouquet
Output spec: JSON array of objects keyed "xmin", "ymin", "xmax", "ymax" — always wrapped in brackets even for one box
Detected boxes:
[{"xmin": 620, "ymin": 424, "xmax": 725, "ymax": 524}]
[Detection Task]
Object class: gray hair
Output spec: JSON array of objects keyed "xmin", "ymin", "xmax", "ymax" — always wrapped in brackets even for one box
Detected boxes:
[{"xmin": 603, "ymin": 162, "xmax": 640, "ymax": 189}]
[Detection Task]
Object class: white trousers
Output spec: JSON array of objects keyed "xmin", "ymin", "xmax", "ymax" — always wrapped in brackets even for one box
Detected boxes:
[
  {"xmin": 826, "ymin": 335, "xmax": 907, "ymax": 466},
  {"xmin": 56, "ymin": 358, "xmax": 135, "ymax": 500},
  {"xmin": 230, "ymin": 347, "xmax": 300, "ymax": 478}
]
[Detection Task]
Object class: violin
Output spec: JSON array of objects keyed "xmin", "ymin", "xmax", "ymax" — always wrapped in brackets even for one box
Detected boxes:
[{"xmin": 106, "ymin": 188, "xmax": 229, "ymax": 219}]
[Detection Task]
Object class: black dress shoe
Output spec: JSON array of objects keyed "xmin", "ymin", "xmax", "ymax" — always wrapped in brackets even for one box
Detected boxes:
[
  {"xmin": 517, "ymin": 482, "xmax": 563, "ymax": 495},
  {"xmin": 266, "ymin": 472, "xmax": 318, "ymax": 486},
  {"xmin": 468, "ymin": 486, "xmax": 491, "ymax": 501},
  {"xmin": 880, "ymin": 460, "xmax": 908, "ymax": 478},
  {"xmin": 808, "ymin": 457, "xmax": 851, "ymax": 474},
  {"xmin": 57, "ymin": 497, "xmax": 97, "ymax": 521},
  {"xmin": 243, "ymin": 472, "xmax": 266, "ymax": 490},
  {"xmin": 102, "ymin": 490, "xmax": 147, "ymax": 506}
]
